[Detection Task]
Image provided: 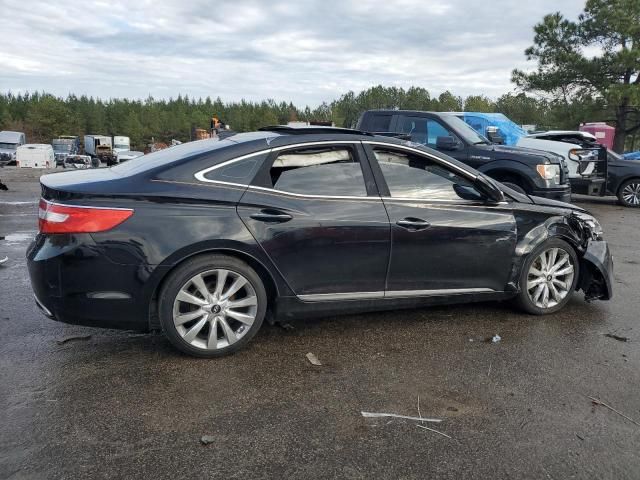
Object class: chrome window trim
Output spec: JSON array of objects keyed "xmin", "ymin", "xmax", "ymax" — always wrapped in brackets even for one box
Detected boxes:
[
  {"xmin": 191, "ymin": 139, "xmax": 497, "ymax": 204},
  {"xmin": 298, "ymin": 287, "xmax": 496, "ymax": 302}
]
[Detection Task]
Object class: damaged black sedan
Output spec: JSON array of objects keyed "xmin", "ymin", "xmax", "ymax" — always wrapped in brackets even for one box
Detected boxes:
[{"xmin": 27, "ymin": 127, "xmax": 613, "ymax": 357}]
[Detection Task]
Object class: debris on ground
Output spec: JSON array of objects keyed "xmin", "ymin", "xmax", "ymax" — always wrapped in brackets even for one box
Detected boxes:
[
  {"xmin": 0, "ymin": 256, "xmax": 8, "ymax": 265},
  {"xmin": 200, "ymin": 435, "xmax": 216, "ymax": 445},
  {"xmin": 576, "ymin": 433, "xmax": 585, "ymax": 441},
  {"xmin": 416, "ymin": 424, "xmax": 452, "ymax": 439},
  {"xmin": 492, "ymin": 334, "xmax": 501, "ymax": 343},
  {"xmin": 306, "ymin": 352, "xmax": 322, "ymax": 366},
  {"xmin": 361, "ymin": 411, "xmax": 442, "ymax": 423},
  {"xmin": 588, "ymin": 396, "xmax": 640, "ymax": 427},
  {"xmin": 56, "ymin": 334, "xmax": 92, "ymax": 345},
  {"xmin": 603, "ymin": 333, "xmax": 629, "ymax": 342}
]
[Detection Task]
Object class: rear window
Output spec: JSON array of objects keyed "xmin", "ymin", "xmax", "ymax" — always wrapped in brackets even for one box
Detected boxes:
[
  {"xmin": 110, "ymin": 140, "xmax": 237, "ymax": 175},
  {"xmin": 365, "ymin": 114, "xmax": 392, "ymax": 132}
]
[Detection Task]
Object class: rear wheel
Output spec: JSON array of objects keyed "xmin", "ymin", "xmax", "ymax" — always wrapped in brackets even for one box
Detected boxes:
[
  {"xmin": 617, "ymin": 179, "xmax": 640, "ymax": 207},
  {"xmin": 513, "ymin": 238, "xmax": 578, "ymax": 315},
  {"xmin": 159, "ymin": 254, "xmax": 267, "ymax": 357}
]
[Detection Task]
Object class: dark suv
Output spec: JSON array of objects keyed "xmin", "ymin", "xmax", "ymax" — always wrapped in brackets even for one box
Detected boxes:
[{"xmin": 357, "ymin": 110, "xmax": 571, "ymax": 202}]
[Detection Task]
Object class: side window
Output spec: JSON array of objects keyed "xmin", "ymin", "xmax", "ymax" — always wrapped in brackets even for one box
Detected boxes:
[
  {"xmin": 398, "ymin": 116, "xmax": 456, "ymax": 147},
  {"xmin": 368, "ymin": 114, "xmax": 392, "ymax": 132},
  {"xmin": 373, "ymin": 148, "xmax": 482, "ymax": 202},
  {"xmin": 203, "ymin": 155, "xmax": 263, "ymax": 183},
  {"xmin": 269, "ymin": 146, "xmax": 367, "ymax": 197}
]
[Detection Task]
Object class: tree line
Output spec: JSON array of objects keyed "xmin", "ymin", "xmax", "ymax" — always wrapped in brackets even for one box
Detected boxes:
[{"xmin": 1, "ymin": 86, "xmax": 636, "ymax": 152}]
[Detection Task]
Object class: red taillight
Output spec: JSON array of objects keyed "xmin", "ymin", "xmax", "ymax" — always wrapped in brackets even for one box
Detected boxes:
[{"xmin": 38, "ymin": 199, "xmax": 133, "ymax": 234}]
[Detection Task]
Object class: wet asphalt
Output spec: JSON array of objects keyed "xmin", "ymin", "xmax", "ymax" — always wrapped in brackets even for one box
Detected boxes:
[{"xmin": 0, "ymin": 167, "xmax": 639, "ymax": 480}]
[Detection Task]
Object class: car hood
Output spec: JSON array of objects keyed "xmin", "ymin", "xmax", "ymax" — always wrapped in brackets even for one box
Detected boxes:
[{"xmin": 476, "ymin": 144, "xmax": 561, "ymax": 164}]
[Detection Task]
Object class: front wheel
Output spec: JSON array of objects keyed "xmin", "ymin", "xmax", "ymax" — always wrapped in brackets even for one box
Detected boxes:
[
  {"xmin": 159, "ymin": 254, "xmax": 267, "ymax": 357},
  {"xmin": 513, "ymin": 239, "xmax": 579, "ymax": 315},
  {"xmin": 617, "ymin": 179, "xmax": 640, "ymax": 207}
]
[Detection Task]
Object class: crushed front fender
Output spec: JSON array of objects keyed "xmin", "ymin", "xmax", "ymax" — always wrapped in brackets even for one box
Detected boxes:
[{"xmin": 579, "ymin": 239, "xmax": 613, "ymax": 301}]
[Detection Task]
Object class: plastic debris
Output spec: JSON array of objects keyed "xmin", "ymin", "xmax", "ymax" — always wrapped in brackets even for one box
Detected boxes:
[
  {"xmin": 588, "ymin": 396, "xmax": 640, "ymax": 427},
  {"xmin": 361, "ymin": 411, "xmax": 442, "ymax": 423},
  {"xmin": 0, "ymin": 256, "xmax": 8, "ymax": 265},
  {"xmin": 492, "ymin": 334, "xmax": 501, "ymax": 343},
  {"xmin": 200, "ymin": 435, "xmax": 216, "ymax": 445},
  {"xmin": 306, "ymin": 352, "xmax": 322, "ymax": 366},
  {"xmin": 416, "ymin": 424, "xmax": 452, "ymax": 439}
]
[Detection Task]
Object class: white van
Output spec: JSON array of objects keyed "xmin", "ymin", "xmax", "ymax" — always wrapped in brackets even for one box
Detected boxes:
[{"xmin": 16, "ymin": 144, "xmax": 54, "ymax": 169}]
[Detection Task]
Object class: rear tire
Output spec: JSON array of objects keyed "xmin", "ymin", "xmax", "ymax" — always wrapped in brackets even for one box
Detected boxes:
[
  {"xmin": 159, "ymin": 254, "xmax": 267, "ymax": 358},
  {"xmin": 617, "ymin": 179, "xmax": 640, "ymax": 207},
  {"xmin": 513, "ymin": 238, "xmax": 579, "ymax": 315}
]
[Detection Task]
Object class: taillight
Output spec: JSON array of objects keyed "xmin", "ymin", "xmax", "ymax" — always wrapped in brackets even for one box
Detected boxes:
[{"xmin": 38, "ymin": 199, "xmax": 133, "ymax": 234}]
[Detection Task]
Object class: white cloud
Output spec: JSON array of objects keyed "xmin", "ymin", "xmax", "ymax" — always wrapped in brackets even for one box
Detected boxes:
[{"xmin": 0, "ymin": 0, "xmax": 586, "ymax": 105}]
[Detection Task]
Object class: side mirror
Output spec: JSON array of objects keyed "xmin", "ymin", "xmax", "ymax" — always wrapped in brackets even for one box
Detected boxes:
[
  {"xmin": 436, "ymin": 136, "xmax": 459, "ymax": 151},
  {"xmin": 474, "ymin": 175, "xmax": 505, "ymax": 203},
  {"xmin": 486, "ymin": 131, "xmax": 505, "ymax": 145}
]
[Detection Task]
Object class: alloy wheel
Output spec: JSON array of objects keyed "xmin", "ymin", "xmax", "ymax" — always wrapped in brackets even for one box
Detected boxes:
[
  {"xmin": 172, "ymin": 269, "xmax": 258, "ymax": 351},
  {"xmin": 622, "ymin": 182, "xmax": 640, "ymax": 206},
  {"xmin": 526, "ymin": 247, "xmax": 575, "ymax": 309}
]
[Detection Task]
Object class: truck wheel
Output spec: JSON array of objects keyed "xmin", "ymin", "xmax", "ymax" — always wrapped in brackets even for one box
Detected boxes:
[
  {"xmin": 617, "ymin": 179, "xmax": 640, "ymax": 207},
  {"xmin": 513, "ymin": 238, "xmax": 579, "ymax": 315}
]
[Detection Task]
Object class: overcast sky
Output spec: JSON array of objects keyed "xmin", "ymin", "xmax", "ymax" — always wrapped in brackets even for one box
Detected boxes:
[{"xmin": 0, "ymin": 0, "xmax": 586, "ymax": 105}]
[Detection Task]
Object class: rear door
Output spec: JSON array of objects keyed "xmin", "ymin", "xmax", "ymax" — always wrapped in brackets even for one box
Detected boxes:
[
  {"xmin": 364, "ymin": 142, "xmax": 517, "ymax": 294},
  {"xmin": 237, "ymin": 142, "xmax": 390, "ymax": 298}
]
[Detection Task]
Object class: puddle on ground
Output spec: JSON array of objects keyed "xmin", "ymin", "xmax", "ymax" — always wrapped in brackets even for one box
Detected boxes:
[{"xmin": 3, "ymin": 232, "xmax": 36, "ymax": 244}]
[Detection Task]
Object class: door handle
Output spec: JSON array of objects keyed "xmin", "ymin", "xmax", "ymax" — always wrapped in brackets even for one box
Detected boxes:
[
  {"xmin": 249, "ymin": 210, "xmax": 293, "ymax": 223},
  {"xmin": 396, "ymin": 218, "xmax": 431, "ymax": 230}
]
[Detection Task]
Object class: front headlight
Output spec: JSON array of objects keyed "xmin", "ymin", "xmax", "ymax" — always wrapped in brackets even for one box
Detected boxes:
[
  {"xmin": 536, "ymin": 164, "xmax": 561, "ymax": 184},
  {"xmin": 575, "ymin": 213, "xmax": 604, "ymax": 240}
]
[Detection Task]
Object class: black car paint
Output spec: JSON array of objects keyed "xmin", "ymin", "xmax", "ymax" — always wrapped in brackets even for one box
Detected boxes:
[
  {"xmin": 606, "ymin": 153, "xmax": 640, "ymax": 197},
  {"xmin": 357, "ymin": 110, "xmax": 572, "ymax": 202},
  {"xmin": 27, "ymin": 132, "xmax": 612, "ymax": 332}
]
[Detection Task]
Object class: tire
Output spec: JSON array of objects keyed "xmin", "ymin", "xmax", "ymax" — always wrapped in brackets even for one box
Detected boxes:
[
  {"xmin": 502, "ymin": 182, "xmax": 527, "ymax": 195},
  {"xmin": 159, "ymin": 254, "xmax": 267, "ymax": 358},
  {"xmin": 617, "ymin": 179, "xmax": 640, "ymax": 207},
  {"xmin": 513, "ymin": 238, "xmax": 579, "ymax": 315}
]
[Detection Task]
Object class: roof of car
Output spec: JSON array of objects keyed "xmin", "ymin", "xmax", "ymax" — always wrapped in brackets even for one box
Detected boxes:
[{"xmin": 259, "ymin": 125, "xmax": 374, "ymax": 136}]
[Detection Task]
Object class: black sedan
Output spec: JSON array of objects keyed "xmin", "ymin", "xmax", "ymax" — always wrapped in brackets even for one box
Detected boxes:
[{"xmin": 28, "ymin": 127, "xmax": 613, "ymax": 357}]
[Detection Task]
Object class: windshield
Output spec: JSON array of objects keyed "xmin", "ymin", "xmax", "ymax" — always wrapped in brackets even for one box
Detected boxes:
[
  {"xmin": 52, "ymin": 143, "xmax": 72, "ymax": 152},
  {"xmin": 0, "ymin": 142, "xmax": 17, "ymax": 150},
  {"xmin": 114, "ymin": 144, "xmax": 129, "ymax": 150},
  {"xmin": 444, "ymin": 115, "xmax": 491, "ymax": 144}
]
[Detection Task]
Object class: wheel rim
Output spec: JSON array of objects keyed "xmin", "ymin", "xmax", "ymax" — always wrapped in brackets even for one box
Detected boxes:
[
  {"xmin": 526, "ymin": 247, "xmax": 575, "ymax": 309},
  {"xmin": 172, "ymin": 269, "xmax": 258, "ymax": 351},
  {"xmin": 622, "ymin": 182, "xmax": 640, "ymax": 205}
]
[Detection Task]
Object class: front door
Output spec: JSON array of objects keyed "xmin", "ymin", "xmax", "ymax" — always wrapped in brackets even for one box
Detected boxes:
[
  {"xmin": 365, "ymin": 143, "xmax": 517, "ymax": 294},
  {"xmin": 237, "ymin": 142, "xmax": 390, "ymax": 298}
]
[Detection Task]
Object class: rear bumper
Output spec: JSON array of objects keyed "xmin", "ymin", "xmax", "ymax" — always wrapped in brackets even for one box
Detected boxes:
[
  {"xmin": 531, "ymin": 185, "xmax": 572, "ymax": 204},
  {"xmin": 579, "ymin": 239, "xmax": 613, "ymax": 301},
  {"xmin": 26, "ymin": 235, "xmax": 163, "ymax": 331}
]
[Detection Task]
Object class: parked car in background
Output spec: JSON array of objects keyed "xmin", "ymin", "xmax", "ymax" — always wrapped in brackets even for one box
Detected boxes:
[
  {"xmin": 457, "ymin": 113, "xmax": 608, "ymax": 197},
  {"xmin": 116, "ymin": 150, "xmax": 144, "ymax": 163},
  {"xmin": 52, "ymin": 137, "xmax": 80, "ymax": 166},
  {"xmin": 113, "ymin": 136, "xmax": 131, "ymax": 153},
  {"xmin": 357, "ymin": 110, "xmax": 572, "ymax": 202},
  {"xmin": 16, "ymin": 144, "xmax": 54, "ymax": 168},
  {"xmin": 28, "ymin": 127, "xmax": 612, "ymax": 357},
  {"xmin": 0, "ymin": 131, "xmax": 26, "ymax": 165},
  {"xmin": 84, "ymin": 135, "xmax": 112, "ymax": 158},
  {"xmin": 606, "ymin": 150, "xmax": 640, "ymax": 207},
  {"xmin": 62, "ymin": 154, "xmax": 96, "ymax": 169}
]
